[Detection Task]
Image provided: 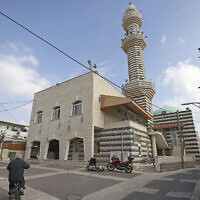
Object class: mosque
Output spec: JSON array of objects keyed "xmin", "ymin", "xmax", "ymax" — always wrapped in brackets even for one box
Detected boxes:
[{"xmin": 25, "ymin": 4, "xmax": 199, "ymax": 165}]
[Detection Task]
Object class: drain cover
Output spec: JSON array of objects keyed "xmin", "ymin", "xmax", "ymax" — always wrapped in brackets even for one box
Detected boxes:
[{"xmin": 66, "ymin": 194, "xmax": 83, "ymax": 200}]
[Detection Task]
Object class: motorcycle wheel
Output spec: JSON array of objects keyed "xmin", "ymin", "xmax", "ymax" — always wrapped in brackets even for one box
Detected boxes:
[
  {"xmin": 125, "ymin": 165, "xmax": 133, "ymax": 173},
  {"xmin": 96, "ymin": 167, "xmax": 100, "ymax": 172},
  {"xmin": 101, "ymin": 167, "xmax": 104, "ymax": 171},
  {"xmin": 107, "ymin": 163, "xmax": 115, "ymax": 171}
]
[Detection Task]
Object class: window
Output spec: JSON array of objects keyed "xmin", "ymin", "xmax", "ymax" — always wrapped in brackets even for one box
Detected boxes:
[
  {"xmin": 138, "ymin": 143, "xmax": 142, "ymax": 156},
  {"xmin": 72, "ymin": 101, "xmax": 82, "ymax": 116},
  {"xmin": 137, "ymin": 51, "xmax": 140, "ymax": 56},
  {"xmin": 171, "ymin": 129, "xmax": 179, "ymax": 146},
  {"xmin": 53, "ymin": 106, "xmax": 60, "ymax": 120},
  {"xmin": 138, "ymin": 64, "xmax": 142, "ymax": 69},
  {"xmin": 36, "ymin": 111, "xmax": 43, "ymax": 123}
]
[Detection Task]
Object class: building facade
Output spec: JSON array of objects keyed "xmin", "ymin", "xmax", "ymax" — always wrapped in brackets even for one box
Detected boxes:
[
  {"xmin": 153, "ymin": 106, "xmax": 200, "ymax": 158},
  {"xmin": 25, "ymin": 72, "xmax": 157, "ymax": 162}
]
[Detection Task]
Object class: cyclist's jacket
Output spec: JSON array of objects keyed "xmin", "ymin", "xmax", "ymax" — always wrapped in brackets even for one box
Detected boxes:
[{"xmin": 7, "ymin": 158, "xmax": 30, "ymax": 182}]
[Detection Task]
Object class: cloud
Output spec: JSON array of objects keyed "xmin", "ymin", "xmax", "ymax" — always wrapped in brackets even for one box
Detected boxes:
[
  {"xmin": 160, "ymin": 59, "xmax": 200, "ymax": 135},
  {"xmin": 162, "ymin": 59, "xmax": 200, "ymax": 98},
  {"xmin": 0, "ymin": 43, "xmax": 49, "ymax": 98},
  {"xmin": 160, "ymin": 34, "xmax": 167, "ymax": 44},
  {"xmin": 96, "ymin": 60, "xmax": 117, "ymax": 78},
  {"xmin": 177, "ymin": 36, "xmax": 185, "ymax": 44}
]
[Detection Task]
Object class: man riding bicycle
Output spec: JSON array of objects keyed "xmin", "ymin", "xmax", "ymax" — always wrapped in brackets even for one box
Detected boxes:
[{"xmin": 7, "ymin": 153, "xmax": 30, "ymax": 195}]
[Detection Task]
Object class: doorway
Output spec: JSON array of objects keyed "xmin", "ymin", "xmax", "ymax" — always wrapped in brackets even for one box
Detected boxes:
[
  {"xmin": 47, "ymin": 139, "xmax": 59, "ymax": 159},
  {"xmin": 68, "ymin": 137, "xmax": 84, "ymax": 160},
  {"xmin": 30, "ymin": 141, "xmax": 40, "ymax": 159}
]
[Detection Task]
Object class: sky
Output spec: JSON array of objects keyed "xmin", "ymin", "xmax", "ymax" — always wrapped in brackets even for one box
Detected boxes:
[{"xmin": 0, "ymin": 0, "xmax": 200, "ymax": 135}]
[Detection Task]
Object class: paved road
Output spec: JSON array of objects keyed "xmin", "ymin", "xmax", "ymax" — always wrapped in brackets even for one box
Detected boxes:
[{"xmin": 0, "ymin": 161, "xmax": 199, "ymax": 200}]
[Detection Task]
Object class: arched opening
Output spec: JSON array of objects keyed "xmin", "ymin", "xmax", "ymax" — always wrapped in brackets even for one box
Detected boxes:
[
  {"xmin": 30, "ymin": 141, "xmax": 40, "ymax": 159},
  {"xmin": 47, "ymin": 139, "xmax": 59, "ymax": 160},
  {"xmin": 68, "ymin": 137, "xmax": 84, "ymax": 160}
]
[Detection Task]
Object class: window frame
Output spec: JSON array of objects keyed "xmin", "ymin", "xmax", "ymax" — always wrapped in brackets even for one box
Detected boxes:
[
  {"xmin": 52, "ymin": 106, "xmax": 60, "ymax": 120},
  {"xmin": 36, "ymin": 111, "xmax": 43, "ymax": 123},
  {"xmin": 72, "ymin": 101, "xmax": 82, "ymax": 116}
]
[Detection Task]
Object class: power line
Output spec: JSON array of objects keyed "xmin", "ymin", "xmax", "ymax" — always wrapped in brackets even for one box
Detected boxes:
[
  {"xmin": 0, "ymin": 101, "xmax": 33, "ymax": 112},
  {"xmin": 0, "ymin": 100, "xmax": 33, "ymax": 104},
  {"xmin": 0, "ymin": 103, "xmax": 17, "ymax": 122},
  {"xmin": 0, "ymin": 10, "xmax": 165, "ymax": 112}
]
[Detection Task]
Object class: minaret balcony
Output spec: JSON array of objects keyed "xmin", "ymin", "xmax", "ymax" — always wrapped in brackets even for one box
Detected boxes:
[
  {"xmin": 123, "ymin": 13, "xmax": 142, "ymax": 30},
  {"xmin": 121, "ymin": 33, "xmax": 146, "ymax": 53},
  {"xmin": 122, "ymin": 80, "xmax": 156, "ymax": 100}
]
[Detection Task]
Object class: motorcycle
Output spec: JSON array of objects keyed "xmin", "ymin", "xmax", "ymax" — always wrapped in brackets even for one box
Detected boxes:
[
  {"xmin": 107, "ymin": 155, "xmax": 134, "ymax": 173},
  {"xmin": 86, "ymin": 160, "xmax": 104, "ymax": 172},
  {"xmin": 9, "ymin": 182, "xmax": 23, "ymax": 200}
]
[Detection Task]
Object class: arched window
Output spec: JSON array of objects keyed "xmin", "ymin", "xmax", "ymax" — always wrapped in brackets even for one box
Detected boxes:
[
  {"xmin": 53, "ymin": 106, "xmax": 60, "ymax": 120},
  {"xmin": 36, "ymin": 111, "xmax": 43, "ymax": 123},
  {"xmin": 72, "ymin": 101, "xmax": 82, "ymax": 116}
]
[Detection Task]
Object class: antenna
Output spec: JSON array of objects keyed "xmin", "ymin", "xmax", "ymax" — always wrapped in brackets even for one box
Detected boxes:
[{"xmin": 88, "ymin": 60, "xmax": 97, "ymax": 71}]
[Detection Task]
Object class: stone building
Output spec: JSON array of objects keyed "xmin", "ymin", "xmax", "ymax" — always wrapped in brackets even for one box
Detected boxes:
[
  {"xmin": 25, "ymin": 3, "xmax": 168, "ymax": 162},
  {"xmin": 25, "ymin": 72, "xmax": 161, "ymax": 162},
  {"xmin": 153, "ymin": 106, "xmax": 200, "ymax": 159}
]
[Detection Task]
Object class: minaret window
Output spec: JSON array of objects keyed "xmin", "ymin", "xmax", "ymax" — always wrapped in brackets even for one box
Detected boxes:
[
  {"xmin": 139, "ymin": 76, "xmax": 143, "ymax": 80},
  {"xmin": 139, "ymin": 64, "xmax": 142, "ymax": 69},
  {"xmin": 137, "ymin": 52, "xmax": 140, "ymax": 56}
]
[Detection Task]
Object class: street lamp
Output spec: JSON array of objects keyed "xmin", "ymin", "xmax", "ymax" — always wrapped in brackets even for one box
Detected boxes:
[{"xmin": 181, "ymin": 102, "xmax": 200, "ymax": 109}]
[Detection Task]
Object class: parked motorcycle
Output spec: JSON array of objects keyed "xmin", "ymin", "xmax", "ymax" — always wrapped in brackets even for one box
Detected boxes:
[
  {"xmin": 86, "ymin": 163, "xmax": 104, "ymax": 172},
  {"xmin": 86, "ymin": 157, "xmax": 104, "ymax": 172},
  {"xmin": 107, "ymin": 155, "xmax": 134, "ymax": 173}
]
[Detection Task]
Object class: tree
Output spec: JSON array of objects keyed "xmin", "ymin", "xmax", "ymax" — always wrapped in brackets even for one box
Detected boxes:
[{"xmin": 0, "ymin": 130, "xmax": 6, "ymax": 161}]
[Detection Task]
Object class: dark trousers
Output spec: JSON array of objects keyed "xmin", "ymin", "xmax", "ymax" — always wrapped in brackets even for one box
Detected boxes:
[{"xmin": 9, "ymin": 178, "xmax": 25, "ymax": 191}]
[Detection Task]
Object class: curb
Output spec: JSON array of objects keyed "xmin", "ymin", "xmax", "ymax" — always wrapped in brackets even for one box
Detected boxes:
[{"xmin": 191, "ymin": 179, "xmax": 200, "ymax": 200}]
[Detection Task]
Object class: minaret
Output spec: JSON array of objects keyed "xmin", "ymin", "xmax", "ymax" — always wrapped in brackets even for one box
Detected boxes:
[{"xmin": 122, "ymin": 3, "xmax": 155, "ymax": 114}]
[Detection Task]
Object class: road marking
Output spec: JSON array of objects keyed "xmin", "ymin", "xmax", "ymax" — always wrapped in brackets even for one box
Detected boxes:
[
  {"xmin": 67, "ymin": 170, "xmax": 129, "ymax": 182},
  {"xmin": 166, "ymin": 191, "xmax": 192, "ymax": 199},
  {"xmin": 180, "ymin": 179, "xmax": 197, "ymax": 183},
  {"xmin": 0, "ymin": 167, "xmax": 6, "ymax": 169},
  {"xmin": 155, "ymin": 177, "xmax": 173, "ymax": 181},
  {"xmin": 134, "ymin": 187, "xmax": 159, "ymax": 194},
  {"xmin": 191, "ymin": 179, "xmax": 200, "ymax": 200},
  {"xmin": 26, "ymin": 171, "xmax": 68, "ymax": 180},
  {"xmin": 0, "ymin": 180, "xmax": 60, "ymax": 200}
]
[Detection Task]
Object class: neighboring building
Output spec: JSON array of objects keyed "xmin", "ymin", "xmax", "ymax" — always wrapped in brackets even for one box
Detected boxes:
[
  {"xmin": 153, "ymin": 106, "xmax": 200, "ymax": 158},
  {"xmin": 25, "ymin": 3, "xmax": 168, "ymax": 162},
  {"xmin": 0, "ymin": 120, "xmax": 28, "ymax": 141},
  {"xmin": 0, "ymin": 120, "xmax": 28, "ymax": 161}
]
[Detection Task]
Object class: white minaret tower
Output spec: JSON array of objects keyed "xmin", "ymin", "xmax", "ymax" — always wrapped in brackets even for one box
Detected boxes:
[{"xmin": 122, "ymin": 3, "xmax": 155, "ymax": 114}]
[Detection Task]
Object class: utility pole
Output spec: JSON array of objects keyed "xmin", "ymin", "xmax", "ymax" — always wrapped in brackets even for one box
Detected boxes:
[
  {"xmin": 177, "ymin": 110, "xmax": 184, "ymax": 169},
  {"xmin": 121, "ymin": 132, "xmax": 124, "ymax": 161}
]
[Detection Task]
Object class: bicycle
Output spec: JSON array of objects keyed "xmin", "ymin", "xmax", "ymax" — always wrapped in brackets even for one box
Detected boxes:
[{"xmin": 9, "ymin": 182, "xmax": 22, "ymax": 200}]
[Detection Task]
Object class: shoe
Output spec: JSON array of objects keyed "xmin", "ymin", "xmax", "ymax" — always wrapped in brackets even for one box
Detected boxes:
[{"xmin": 19, "ymin": 188, "xmax": 24, "ymax": 195}]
